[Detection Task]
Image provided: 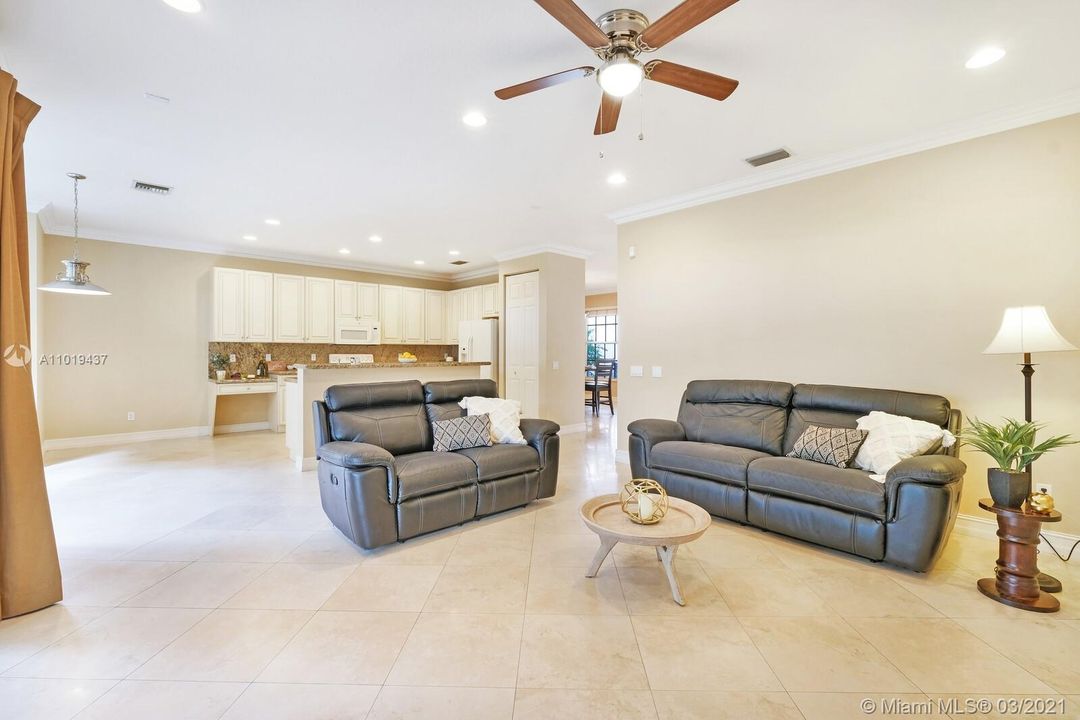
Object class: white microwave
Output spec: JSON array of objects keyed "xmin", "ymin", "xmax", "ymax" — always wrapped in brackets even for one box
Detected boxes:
[{"xmin": 334, "ymin": 319, "xmax": 381, "ymax": 345}]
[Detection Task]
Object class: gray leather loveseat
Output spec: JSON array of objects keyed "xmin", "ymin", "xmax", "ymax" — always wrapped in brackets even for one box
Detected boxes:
[
  {"xmin": 629, "ymin": 381, "xmax": 965, "ymax": 572},
  {"xmin": 314, "ymin": 379, "xmax": 560, "ymax": 549}
]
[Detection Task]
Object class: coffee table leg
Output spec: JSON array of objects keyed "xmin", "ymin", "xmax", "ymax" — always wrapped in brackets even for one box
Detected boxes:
[
  {"xmin": 657, "ymin": 545, "xmax": 685, "ymax": 606},
  {"xmin": 586, "ymin": 536, "xmax": 618, "ymax": 578}
]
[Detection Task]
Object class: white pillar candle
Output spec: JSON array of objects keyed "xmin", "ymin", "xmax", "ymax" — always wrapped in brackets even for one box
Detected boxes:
[{"xmin": 637, "ymin": 491, "xmax": 656, "ymax": 521}]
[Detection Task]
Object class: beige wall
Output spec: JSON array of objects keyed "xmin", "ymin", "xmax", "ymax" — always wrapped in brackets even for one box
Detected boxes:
[
  {"xmin": 499, "ymin": 253, "xmax": 586, "ymax": 429},
  {"xmin": 618, "ymin": 114, "xmax": 1080, "ymax": 534},
  {"xmin": 586, "ymin": 292, "xmax": 617, "ymax": 310},
  {"xmin": 38, "ymin": 236, "xmax": 460, "ymax": 440}
]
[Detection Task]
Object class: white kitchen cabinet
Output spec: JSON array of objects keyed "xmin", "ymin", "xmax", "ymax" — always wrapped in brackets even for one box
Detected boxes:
[
  {"xmin": 335, "ymin": 280, "xmax": 380, "ymax": 323},
  {"xmin": 445, "ymin": 289, "xmax": 463, "ymax": 344},
  {"xmin": 273, "ymin": 274, "xmax": 306, "ymax": 342},
  {"xmin": 424, "ymin": 290, "xmax": 446, "ymax": 344},
  {"xmin": 379, "ymin": 285, "xmax": 404, "ymax": 344},
  {"xmin": 402, "ymin": 287, "xmax": 425, "ymax": 344},
  {"xmin": 244, "ymin": 271, "xmax": 274, "ymax": 342},
  {"xmin": 462, "ymin": 286, "xmax": 482, "ymax": 322},
  {"xmin": 213, "ymin": 267, "xmax": 244, "ymax": 341},
  {"xmin": 305, "ymin": 276, "xmax": 334, "ymax": 343},
  {"xmin": 481, "ymin": 282, "xmax": 500, "ymax": 317}
]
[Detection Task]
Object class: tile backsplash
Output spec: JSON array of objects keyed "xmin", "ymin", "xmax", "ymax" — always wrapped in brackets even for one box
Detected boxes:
[{"xmin": 208, "ymin": 342, "xmax": 457, "ymax": 376}]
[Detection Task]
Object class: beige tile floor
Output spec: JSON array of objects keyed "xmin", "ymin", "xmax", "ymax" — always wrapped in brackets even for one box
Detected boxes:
[{"xmin": 2, "ymin": 412, "xmax": 1079, "ymax": 719}]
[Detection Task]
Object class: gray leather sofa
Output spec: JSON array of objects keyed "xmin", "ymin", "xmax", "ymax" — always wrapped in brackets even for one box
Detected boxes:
[
  {"xmin": 628, "ymin": 381, "xmax": 965, "ymax": 572},
  {"xmin": 313, "ymin": 379, "xmax": 560, "ymax": 549}
]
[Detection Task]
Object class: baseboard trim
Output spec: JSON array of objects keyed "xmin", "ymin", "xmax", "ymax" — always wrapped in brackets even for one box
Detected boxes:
[
  {"xmin": 215, "ymin": 422, "xmax": 272, "ymax": 434},
  {"xmin": 956, "ymin": 513, "xmax": 1079, "ymax": 545},
  {"xmin": 558, "ymin": 423, "xmax": 586, "ymax": 435},
  {"xmin": 615, "ymin": 449, "xmax": 630, "ymax": 465},
  {"xmin": 44, "ymin": 425, "xmax": 211, "ymax": 451}
]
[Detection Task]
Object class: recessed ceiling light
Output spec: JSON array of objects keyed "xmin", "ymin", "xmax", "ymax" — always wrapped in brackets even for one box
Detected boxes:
[
  {"xmin": 339, "ymin": 248, "xmax": 351, "ymax": 255},
  {"xmin": 264, "ymin": 218, "xmax": 281, "ymax": 226},
  {"xmin": 242, "ymin": 235, "xmax": 257, "ymax": 241},
  {"xmin": 368, "ymin": 235, "xmax": 383, "ymax": 243},
  {"xmin": 414, "ymin": 260, "xmax": 425, "ymax": 266},
  {"xmin": 607, "ymin": 172, "xmax": 627, "ymax": 186},
  {"xmin": 162, "ymin": 0, "xmax": 202, "ymax": 13},
  {"xmin": 449, "ymin": 250, "xmax": 461, "ymax": 256},
  {"xmin": 462, "ymin": 111, "xmax": 488, "ymax": 128},
  {"xmin": 965, "ymin": 46, "xmax": 1006, "ymax": 69}
]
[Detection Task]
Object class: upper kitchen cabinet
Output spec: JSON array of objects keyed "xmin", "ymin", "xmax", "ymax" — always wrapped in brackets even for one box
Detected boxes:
[
  {"xmin": 379, "ymin": 285, "xmax": 404, "ymax": 344},
  {"xmin": 273, "ymin": 274, "xmax": 306, "ymax": 343},
  {"xmin": 424, "ymin": 290, "xmax": 446, "ymax": 344},
  {"xmin": 305, "ymin": 276, "xmax": 335, "ymax": 343},
  {"xmin": 335, "ymin": 280, "xmax": 379, "ymax": 323},
  {"xmin": 402, "ymin": 287, "xmax": 425, "ymax": 344},
  {"xmin": 445, "ymin": 289, "xmax": 463, "ymax": 344},
  {"xmin": 462, "ymin": 286, "xmax": 482, "ymax": 322},
  {"xmin": 481, "ymin": 282, "xmax": 501, "ymax": 317},
  {"xmin": 212, "ymin": 268, "xmax": 274, "ymax": 342}
]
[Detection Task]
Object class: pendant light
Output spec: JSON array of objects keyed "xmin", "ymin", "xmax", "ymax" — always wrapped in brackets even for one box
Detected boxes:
[{"xmin": 39, "ymin": 173, "xmax": 110, "ymax": 296}]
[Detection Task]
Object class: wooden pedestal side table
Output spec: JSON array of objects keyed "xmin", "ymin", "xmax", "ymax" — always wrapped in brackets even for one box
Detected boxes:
[
  {"xmin": 580, "ymin": 494, "xmax": 711, "ymax": 606},
  {"xmin": 977, "ymin": 498, "xmax": 1062, "ymax": 613}
]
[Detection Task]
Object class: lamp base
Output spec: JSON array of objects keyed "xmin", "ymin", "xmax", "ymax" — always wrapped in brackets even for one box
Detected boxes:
[{"xmin": 1038, "ymin": 572, "xmax": 1062, "ymax": 593}]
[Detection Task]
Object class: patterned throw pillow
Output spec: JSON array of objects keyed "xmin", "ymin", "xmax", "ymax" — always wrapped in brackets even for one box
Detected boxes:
[
  {"xmin": 458, "ymin": 396, "xmax": 527, "ymax": 445},
  {"xmin": 432, "ymin": 414, "xmax": 493, "ymax": 453},
  {"xmin": 787, "ymin": 425, "xmax": 869, "ymax": 469}
]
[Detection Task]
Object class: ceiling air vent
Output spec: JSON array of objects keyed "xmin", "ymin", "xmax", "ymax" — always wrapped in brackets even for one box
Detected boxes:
[
  {"xmin": 450, "ymin": 260, "xmax": 469, "ymax": 266},
  {"xmin": 745, "ymin": 148, "xmax": 791, "ymax": 168},
  {"xmin": 132, "ymin": 180, "xmax": 172, "ymax": 195}
]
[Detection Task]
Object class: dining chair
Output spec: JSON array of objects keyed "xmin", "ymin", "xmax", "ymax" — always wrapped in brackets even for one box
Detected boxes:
[{"xmin": 585, "ymin": 360, "xmax": 615, "ymax": 415}]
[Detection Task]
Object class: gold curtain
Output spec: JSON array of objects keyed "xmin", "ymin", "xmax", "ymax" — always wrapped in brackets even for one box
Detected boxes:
[{"xmin": 0, "ymin": 69, "xmax": 61, "ymax": 619}]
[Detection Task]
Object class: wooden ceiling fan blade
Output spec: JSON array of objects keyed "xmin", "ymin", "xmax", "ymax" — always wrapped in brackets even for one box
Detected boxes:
[
  {"xmin": 638, "ymin": 0, "xmax": 740, "ymax": 51},
  {"xmin": 494, "ymin": 66, "xmax": 595, "ymax": 100},
  {"xmin": 533, "ymin": 0, "xmax": 611, "ymax": 50},
  {"xmin": 645, "ymin": 60, "xmax": 739, "ymax": 101},
  {"xmin": 593, "ymin": 94, "xmax": 622, "ymax": 135}
]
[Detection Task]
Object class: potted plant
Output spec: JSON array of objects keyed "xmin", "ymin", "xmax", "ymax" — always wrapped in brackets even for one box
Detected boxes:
[
  {"xmin": 959, "ymin": 417, "xmax": 1076, "ymax": 509},
  {"xmin": 209, "ymin": 352, "xmax": 229, "ymax": 381}
]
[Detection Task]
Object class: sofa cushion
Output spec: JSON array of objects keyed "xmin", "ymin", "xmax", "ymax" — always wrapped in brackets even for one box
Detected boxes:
[
  {"xmin": 747, "ymin": 456, "xmax": 886, "ymax": 519},
  {"xmin": 455, "ymin": 444, "xmax": 540, "ymax": 483},
  {"xmin": 783, "ymin": 384, "xmax": 950, "ymax": 455},
  {"xmin": 651, "ymin": 441, "xmax": 771, "ymax": 486},
  {"xmin": 432, "ymin": 414, "xmax": 493, "ymax": 453},
  {"xmin": 424, "ymin": 379, "xmax": 499, "ymax": 425},
  {"xmin": 393, "ymin": 451, "xmax": 477, "ymax": 502},
  {"xmin": 330, "ymin": 403, "xmax": 432, "ymax": 456},
  {"xmin": 677, "ymin": 380, "xmax": 793, "ymax": 455},
  {"xmin": 787, "ymin": 425, "xmax": 868, "ymax": 469}
]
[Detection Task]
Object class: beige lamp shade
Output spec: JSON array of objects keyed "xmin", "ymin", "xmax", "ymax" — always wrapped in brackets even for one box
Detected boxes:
[{"xmin": 983, "ymin": 306, "xmax": 1078, "ymax": 355}]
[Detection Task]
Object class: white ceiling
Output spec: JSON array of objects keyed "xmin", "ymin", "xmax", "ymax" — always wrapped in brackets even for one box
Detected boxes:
[{"xmin": 4, "ymin": 0, "xmax": 1080, "ymax": 291}]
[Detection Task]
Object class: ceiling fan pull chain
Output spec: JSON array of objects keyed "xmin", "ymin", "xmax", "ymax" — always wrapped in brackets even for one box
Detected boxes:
[{"xmin": 638, "ymin": 82, "xmax": 646, "ymax": 141}]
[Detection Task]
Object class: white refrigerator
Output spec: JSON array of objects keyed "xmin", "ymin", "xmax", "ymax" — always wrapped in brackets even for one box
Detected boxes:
[{"xmin": 459, "ymin": 319, "xmax": 498, "ymax": 382}]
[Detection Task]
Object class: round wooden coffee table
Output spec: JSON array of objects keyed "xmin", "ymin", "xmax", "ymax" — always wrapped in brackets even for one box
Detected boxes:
[
  {"xmin": 977, "ymin": 498, "xmax": 1062, "ymax": 613},
  {"xmin": 580, "ymin": 493, "xmax": 711, "ymax": 606}
]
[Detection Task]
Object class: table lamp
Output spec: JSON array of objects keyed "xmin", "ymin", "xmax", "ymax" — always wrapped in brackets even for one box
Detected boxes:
[{"xmin": 983, "ymin": 305, "xmax": 1077, "ymax": 592}]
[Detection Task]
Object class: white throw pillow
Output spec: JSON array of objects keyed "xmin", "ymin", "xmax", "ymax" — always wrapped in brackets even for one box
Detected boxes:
[
  {"xmin": 854, "ymin": 411, "xmax": 956, "ymax": 480},
  {"xmin": 458, "ymin": 396, "xmax": 527, "ymax": 445}
]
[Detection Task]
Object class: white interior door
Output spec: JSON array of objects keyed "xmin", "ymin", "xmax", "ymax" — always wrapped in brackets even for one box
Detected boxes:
[{"xmin": 505, "ymin": 271, "xmax": 539, "ymax": 418}]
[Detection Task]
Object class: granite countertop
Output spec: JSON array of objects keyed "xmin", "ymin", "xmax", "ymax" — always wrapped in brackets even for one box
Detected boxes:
[
  {"xmin": 208, "ymin": 377, "xmax": 278, "ymax": 384},
  {"xmin": 296, "ymin": 361, "xmax": 491, "ymax": 370}
]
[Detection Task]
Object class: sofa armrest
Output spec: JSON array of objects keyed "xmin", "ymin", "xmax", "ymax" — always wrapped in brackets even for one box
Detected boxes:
[
  {"xmin": 317, "ymin": 441, "xmax": 395, "ymax": 471},
  {"xmin": 885, "ymin": 454, "xmax": 966, "ymax": 523},
  {"xmin": 520, "ymin": 418, "xmax": 560, "ymax": 468},
  {"xmin": 627, "ymin": 419, "xmax": 685, "ymax": 450}
]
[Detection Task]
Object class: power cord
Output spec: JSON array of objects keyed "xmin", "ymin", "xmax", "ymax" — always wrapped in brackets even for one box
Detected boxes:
[{"xmin": 1040, "ymin": 533, "xmax": 1080, "ymax": 562}]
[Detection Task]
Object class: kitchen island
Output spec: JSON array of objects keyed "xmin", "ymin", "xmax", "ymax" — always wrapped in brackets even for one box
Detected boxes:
[{"xmin": 286, "ymin": 361, "xmax": 491, "ymax": 470}]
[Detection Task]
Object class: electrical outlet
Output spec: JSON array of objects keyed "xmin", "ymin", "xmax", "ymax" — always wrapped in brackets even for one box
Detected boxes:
[
  {"xmin": 127, "ymin": 412, "xmax": 135, "ymax": 421},
  {"xmin": 311, "ymin": 353, "xmax": 317, "ymax": 362},
  {"xmin": 1035, "ymin": 482, "xmax": 1053, "ymax": 496},
  {"xmin": 552, "ymin": 360, "xmax": 560, "ymax": 370},
  {"xmin": 265, "ymin": 353, "xmax": 272, "ymax": 361},
  {"xmin": 229, "ymin": 353, "xmax": 236, "ymax": 363}
]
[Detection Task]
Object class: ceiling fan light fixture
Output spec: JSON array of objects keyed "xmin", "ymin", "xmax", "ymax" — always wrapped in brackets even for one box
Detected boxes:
[{"xmin": 598, "ymin": 52, "xmax": 643, "ymax": 98}]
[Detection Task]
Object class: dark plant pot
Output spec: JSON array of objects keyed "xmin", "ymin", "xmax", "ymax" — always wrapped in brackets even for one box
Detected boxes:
[{"xmin": 987, "ymin": 468, "xmax": 1030, "ymax": 509}]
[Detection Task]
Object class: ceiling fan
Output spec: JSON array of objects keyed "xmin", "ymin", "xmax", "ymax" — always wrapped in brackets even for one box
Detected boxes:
[{"xmin": 495, "ymin": 0, "xmax": 741, "ymax": 135}]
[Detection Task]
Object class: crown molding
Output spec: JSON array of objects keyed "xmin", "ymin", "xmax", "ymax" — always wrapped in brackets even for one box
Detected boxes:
[
  {"xmin": 449, "ymin": 264, "xmax": 500, "ymax": 282},
  {"xmin": 492, "ymin": 244, "xmax": 593, "ymax": 263},
  {"xmin": 609, "ymin": 88, "xmax": 1080, "ymax": 224}
]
